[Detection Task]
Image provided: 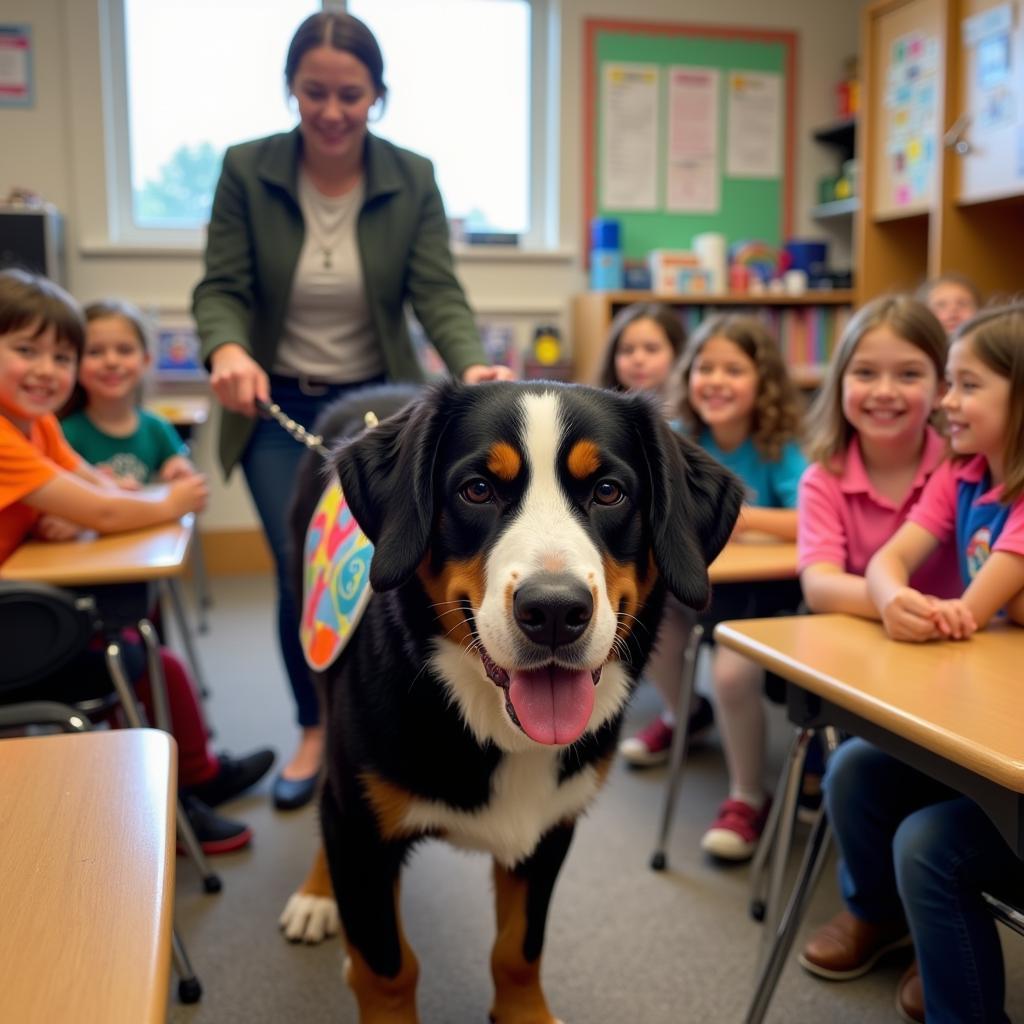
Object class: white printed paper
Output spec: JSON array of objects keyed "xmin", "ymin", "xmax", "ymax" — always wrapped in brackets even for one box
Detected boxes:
[
  {"xmin": 600, "ymin": 62, "xmax": 659, "ymax": 210},
  {"xmin": 666, "ymin": 66, "xmax": 720, "ymax": 213},
  {"xmin": 726, "ymin": 71, "xmax": 782, "ymax": 179}
]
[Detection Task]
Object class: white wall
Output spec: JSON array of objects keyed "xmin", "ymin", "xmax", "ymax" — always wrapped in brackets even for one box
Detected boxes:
[{"xmin": 0, "ymin": 0, "xmax": 861, "ymax": 529}]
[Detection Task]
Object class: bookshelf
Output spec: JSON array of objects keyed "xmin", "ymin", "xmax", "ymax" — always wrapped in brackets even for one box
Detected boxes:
[{"xmin": 571, "ymin": 291, "xmax": 855, "ymax": 388}]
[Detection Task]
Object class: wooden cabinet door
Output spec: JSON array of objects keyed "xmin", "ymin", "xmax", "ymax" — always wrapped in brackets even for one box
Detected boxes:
[
  {"xmin": 867, "ymin": 0, "xmax": 947, "ymax": 220},
  {"xmin": 954, "ymin": 0, "xmax": 1024, "ymax": 202}
]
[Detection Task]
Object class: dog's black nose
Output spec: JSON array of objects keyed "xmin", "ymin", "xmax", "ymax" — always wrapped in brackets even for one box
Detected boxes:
[{"xmin": 513, "ymin": 575, "xmax": 593, "ymax": 649}]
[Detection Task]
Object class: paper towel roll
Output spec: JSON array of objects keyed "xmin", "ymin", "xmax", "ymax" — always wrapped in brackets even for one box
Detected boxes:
[{"xmin": 693, "ymin": 233, "xmax": 727, "ymax": 294}]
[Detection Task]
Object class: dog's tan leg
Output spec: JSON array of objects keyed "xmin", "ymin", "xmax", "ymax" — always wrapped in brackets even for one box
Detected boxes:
[
  {"xmin": 343, "ymin": 880, "xmax": 420, "ymax": 1024},
  {"xmin": 489, "ymin": 823, "xmax": 574, "ymax": 1024},
  {"xmin": 490, "ymin": 862, "xmax": 556, "ymax": 1024},
  {"xmin": 279, "ymin": 844, "xmax": 340, "ymax": 943}
]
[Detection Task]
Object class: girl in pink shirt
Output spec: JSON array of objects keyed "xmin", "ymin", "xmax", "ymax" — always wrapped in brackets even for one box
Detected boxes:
[
  {"xmin": 799, "ymin": 294, "xmax": 960, "ymax": 618},
  {"xmin": 797, "ymin": 299, "xmax": 958, "ymax": 994}
]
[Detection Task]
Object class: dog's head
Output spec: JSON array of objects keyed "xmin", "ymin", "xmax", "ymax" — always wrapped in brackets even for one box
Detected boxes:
[{"xmin": 333, "ymin": 380, "xmax": 742, "ymax": 751}]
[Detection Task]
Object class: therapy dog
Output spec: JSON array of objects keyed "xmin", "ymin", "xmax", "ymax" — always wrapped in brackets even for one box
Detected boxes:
[{"xmin": 279, "ymin": 380, "xmax": 743, "ymax": 1023}]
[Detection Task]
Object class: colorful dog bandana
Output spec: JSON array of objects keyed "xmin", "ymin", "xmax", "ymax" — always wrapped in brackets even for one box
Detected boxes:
[{"xmin": 300, "ymin": 480, "xmax": 374, "ymax": 671}]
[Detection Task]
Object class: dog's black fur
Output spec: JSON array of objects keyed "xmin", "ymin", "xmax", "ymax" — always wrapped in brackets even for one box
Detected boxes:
[{"xmin": 285, "ymin": 380, "xmax": 743, "ymax": 1023}]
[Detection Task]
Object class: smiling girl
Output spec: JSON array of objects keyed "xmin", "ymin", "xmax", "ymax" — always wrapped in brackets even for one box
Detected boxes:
[
  {"xmin": 594, "ymin": 302, "xmax": 685, "ymax": 397},
  {"xmin": 60, "ymin": 300, "xmax": 194, "ymax": 486},
  {"xmin": 814, "ymin": 307, "xmax": 1024, "ymax": 1023}
]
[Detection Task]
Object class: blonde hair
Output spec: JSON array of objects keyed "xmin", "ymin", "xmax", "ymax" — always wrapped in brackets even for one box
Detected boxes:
[
  {"xmin": 669, "ymin": 314, "xmax": 801, "ymax": 461},
  {"xmin": 594, "ymin": 302, "xmax": 687, "ymax": 391},
  {"xmin": 916, "ymin": 272, "xmax": 982, "ymax": 310},
  {"xmin": 805, "ymin": 296, "xmax": 947, "ymax": 469},
  {"xmin": 952, "ymin": 302, "xmax": 1024, "ymax": 501}
]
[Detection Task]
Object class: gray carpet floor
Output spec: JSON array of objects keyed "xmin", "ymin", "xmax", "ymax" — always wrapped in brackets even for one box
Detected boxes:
[{"xmin": 166, "ymin": 575, "xmax": 1023, "ymax": 1023}]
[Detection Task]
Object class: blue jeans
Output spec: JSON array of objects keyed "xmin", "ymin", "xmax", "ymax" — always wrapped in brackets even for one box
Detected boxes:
[
  {"xmin": 825, "ymin": 738, "xmax": 1021, "ymax": 1024},
  {"xmin": 240, "ymin": 374, "xmax": 386, "ymax": 728}
]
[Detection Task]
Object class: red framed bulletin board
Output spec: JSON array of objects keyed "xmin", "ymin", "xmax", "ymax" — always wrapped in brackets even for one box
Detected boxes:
[{"xmin": 583, "ymin": 19, "xmax": 798, "ymax": 264}]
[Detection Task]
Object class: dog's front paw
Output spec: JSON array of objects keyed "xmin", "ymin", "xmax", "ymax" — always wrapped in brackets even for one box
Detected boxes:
[{"xmin": 279, "ymin": 891, "xmax": 340, "ymax": 944}]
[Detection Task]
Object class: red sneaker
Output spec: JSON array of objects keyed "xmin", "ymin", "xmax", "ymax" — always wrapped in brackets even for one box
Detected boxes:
[
  {"xmin": 701, "ymin": 797, "xmax": 771, "ymax": 861},
  {"xmin": 618, "ymin": 716, "xmax": 674, "ymax": 767}
]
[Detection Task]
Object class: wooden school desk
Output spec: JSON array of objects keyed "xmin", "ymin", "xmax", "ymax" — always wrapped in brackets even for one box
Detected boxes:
[
  {"xmin": 714, "ymin": 613, "xmax": 1024, "ymax": 1024},
  {"xmin": 0, "ymin": 729, "xmax": 176, "ymax": 1023},
  {"xmin": 143, "ymin": 393, "xmax": 211, "ymax": 431},
  {"xmin": 708, "ymin": 538, "xmax": 798, "ymax": 584},
  {"xmin": 0, "ymin": 516, "xmax": 210, "ymax": 696}
]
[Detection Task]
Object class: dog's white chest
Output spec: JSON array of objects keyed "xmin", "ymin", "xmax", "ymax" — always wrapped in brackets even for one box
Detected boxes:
[{"xmin": 398, "ymin": 749, "xmax": 600, "ymax": 868}]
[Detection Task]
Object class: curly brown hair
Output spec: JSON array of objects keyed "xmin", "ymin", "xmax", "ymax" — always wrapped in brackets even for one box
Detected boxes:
[{"xmin": 668, "ymin": 313, "xmax": 802, "ymax": 461}]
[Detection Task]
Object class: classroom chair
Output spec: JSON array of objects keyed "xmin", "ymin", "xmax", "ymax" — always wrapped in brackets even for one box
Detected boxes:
[
  {"xmin": 649, "ymin": 624, "xmax": 819, "ymax": 875},
  {"xmin": 0, "ymin": 579, "xmax": 216, "ymax": 1004}
]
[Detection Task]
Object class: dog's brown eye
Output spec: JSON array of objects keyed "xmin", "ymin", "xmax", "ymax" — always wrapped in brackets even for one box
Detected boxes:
[
  {"xmin": 461, "ymin": 478, "xmax": 494, "ymax": 504},
  {"xmin": 593, "ymin": 480, "xmax": 623, "ymax": 506}
]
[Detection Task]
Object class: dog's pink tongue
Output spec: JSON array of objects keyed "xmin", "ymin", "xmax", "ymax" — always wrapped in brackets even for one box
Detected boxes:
[{"xmin": 508, "ymin": 666, "xmax": 595, "ymax": 745}]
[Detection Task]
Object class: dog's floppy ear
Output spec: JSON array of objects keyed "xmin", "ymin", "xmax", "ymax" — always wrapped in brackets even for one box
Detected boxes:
[
  {"xmin": 631, "ymin": 397, "xmax": 745, "ymax": 609},
  {"xmin": 331, "ymin": 381, "xmax": 454, "ymax": 591}
]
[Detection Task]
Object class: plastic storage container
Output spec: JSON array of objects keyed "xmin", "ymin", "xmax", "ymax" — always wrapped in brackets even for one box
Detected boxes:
[{"xmin": 589, "ymin": 218, "xmax": 623, "ymax": 290}]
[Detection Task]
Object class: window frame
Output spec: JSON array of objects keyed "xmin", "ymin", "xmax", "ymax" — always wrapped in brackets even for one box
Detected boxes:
[{"xmin": 99, "ymin": 0, "xmax": 557, "ymax": 251}]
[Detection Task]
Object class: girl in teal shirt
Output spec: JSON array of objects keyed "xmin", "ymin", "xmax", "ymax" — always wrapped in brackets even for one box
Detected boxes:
[{"xmin": 61, "ymin": 300, "xmax": 194, "ymax": 486}]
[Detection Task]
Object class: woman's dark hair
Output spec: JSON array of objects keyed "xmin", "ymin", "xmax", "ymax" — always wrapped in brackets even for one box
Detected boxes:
[
  {"xmin": 594, "ymin": 302, "xmax": 687, "ymax": 391},
  {"xmin": 0, "ymin": 267, "xmax": 84, "ymax": 357},
  {"xmin": 285, "ymin": 12, "xmax": 388, "ymax": 100}
]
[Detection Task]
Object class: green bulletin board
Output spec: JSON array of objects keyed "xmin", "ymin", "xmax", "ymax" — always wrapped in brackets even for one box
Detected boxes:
[{"xmin": 584, "ymin": 20, "xmax": 797, "ymax": 261}]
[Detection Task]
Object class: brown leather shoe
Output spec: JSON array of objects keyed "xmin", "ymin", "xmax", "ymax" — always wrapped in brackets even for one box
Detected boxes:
[
  {"xmin": 797, "ymin": 909, "xmax": 911, "ymax": 980},
  {"xmin": 896, "ymin": 960, "xmax": 925, "ymax": 1022}
]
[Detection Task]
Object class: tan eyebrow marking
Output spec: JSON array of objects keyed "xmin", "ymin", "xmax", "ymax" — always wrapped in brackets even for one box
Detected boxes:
[
  {"xmin": 487, "ymin": 441, "xmax": 521, "ymax": 481},
  {"xmin": 567, "ymin": 439, "xmax": 601, "ymax": 480}
]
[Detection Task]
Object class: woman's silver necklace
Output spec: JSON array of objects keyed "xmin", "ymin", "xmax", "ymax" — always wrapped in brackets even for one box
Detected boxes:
[{"xmin": 304, "ymin": 185, "xmax": 356, "ymax": 270}]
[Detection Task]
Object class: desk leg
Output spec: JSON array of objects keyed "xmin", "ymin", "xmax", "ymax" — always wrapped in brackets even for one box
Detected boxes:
[
  {"xmin": 138, "ymin": 620, "xmax": 171, "ymax": 731},
  {"xmin": 105, "ymin": 640, "xmax": 146, "ymax": 728},
  {"xmin": 108, "ymin": 630, "xmax": 223, "ymax": 894},
  {"xmin": 650, "ymin": 625, "xmax": 704, "ymax": 871},
  {"xmin": 743, "ymin": 811, "xmax": 833, "ymax": 1024},
  {"xmin": 191, "ymin": 537, "xmax": 212, "ymax": 634},
  {"xmin": 172, "ymin": 928, "xmax": 203, "ymax": 1004},
  {"xmin": 161, "ymin": 579, "xmax": 212, "ymax": 699},
  {"xmin": 758, "ymin": 728, "xmax": 814, "ymax": 955}
]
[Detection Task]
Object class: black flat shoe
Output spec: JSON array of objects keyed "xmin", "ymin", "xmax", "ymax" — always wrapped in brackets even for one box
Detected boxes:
[{"xmin": 272, "ymin": 771, "xmax": 319, "ymax": 811}]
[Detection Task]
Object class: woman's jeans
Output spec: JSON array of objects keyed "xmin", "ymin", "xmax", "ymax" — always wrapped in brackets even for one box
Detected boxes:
[
  {"xmin": 240, "ymin": 374, "xmax": 386, "ymax": 728},
  {"xmin": 825, "ymin": 737, "xmax": 1022, "ymax": 1024}
]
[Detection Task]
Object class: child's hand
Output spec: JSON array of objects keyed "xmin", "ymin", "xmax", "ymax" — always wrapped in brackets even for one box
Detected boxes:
[
  {"xmin": 928, "ymin": 599, "xmax": 977, "ymax": 640},
  {"xmin": 159, "ymin": 456, "xmax": 196, "ymax": 482},
  {"xmin": 880, "ymin": 586, "xmax": 942, "ymax": 642},
  {"xmin": 32, "ymin": 514, "xmax": 83, "ymax": 542},
  {"xmin": 168, "ymin": 473, "xmax": 209, "ymax": 516},
  {"xmin": 97, "ymin": 465, "xmax": 142, "ymax": 491}
]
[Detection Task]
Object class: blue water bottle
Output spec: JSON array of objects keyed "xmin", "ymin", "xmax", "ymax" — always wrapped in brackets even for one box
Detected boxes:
[{"xmin": 589, "ymin": 218, "xmax": 622, "ymax": 291}]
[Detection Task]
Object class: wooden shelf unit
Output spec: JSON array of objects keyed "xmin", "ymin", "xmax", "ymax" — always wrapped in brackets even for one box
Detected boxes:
[
  {"xmin": 857, "ymin": 0, "xmax": 1024, "ymax": 303},
  {"xmin": 571, "ymin": 291, "xmax": 855, "ymax": 389}
]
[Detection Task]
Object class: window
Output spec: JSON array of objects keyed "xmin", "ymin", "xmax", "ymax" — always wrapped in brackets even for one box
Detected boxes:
[{"xmin": 107, "ymin": 0, "xmax": 548, "ymax": 247}]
